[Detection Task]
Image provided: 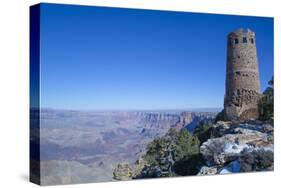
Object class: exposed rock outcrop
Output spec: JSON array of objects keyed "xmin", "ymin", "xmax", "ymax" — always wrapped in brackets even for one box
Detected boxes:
[
  {"xmin": 139, "ymin": 111, "xmax": 217, "ymax": 132},
  {"xmin": 199, "ymin": 119, "xmax": 273, "ymax": 174},
  {"xmin": 113, "ymin": 115, "xmax": 273, "ymax": 179},
  {"xmin": 113, "ymin": 163, "xmax": 133, "ymax": 181},
  {"xmin": 139, "ymin": 111, "xmax": 217, "ymax": 139},
  {"xmin": 197, "ymin": 166, "xmax": 217, "ymax": 175}
]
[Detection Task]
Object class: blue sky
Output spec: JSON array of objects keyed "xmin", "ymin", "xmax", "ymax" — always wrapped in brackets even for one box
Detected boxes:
[{"xmin": 39, "ymin": 3, "xmax": 273, "ymax": 110}]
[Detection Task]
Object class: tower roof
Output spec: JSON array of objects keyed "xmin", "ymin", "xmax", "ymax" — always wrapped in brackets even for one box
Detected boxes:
[{"xmin": 228, "ymin": 28, "xmax": 255, "ymax": 38}]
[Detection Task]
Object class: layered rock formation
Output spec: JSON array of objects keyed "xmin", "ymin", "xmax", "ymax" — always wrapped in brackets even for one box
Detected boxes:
[
  {"xmin": 38, "ymin": 109, "xmax": 217, "ymax": 184},
  {"xmin": 138, "ymin": 111, "xmax": 217, "ymax": 138}
]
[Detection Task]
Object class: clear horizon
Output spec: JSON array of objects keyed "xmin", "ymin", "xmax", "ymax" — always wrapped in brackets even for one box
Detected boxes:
[
  {"xmin": 35, "ymin": 4, "xmax": 274, "ymax": 110},
  {"xmin": 38, "ymin": 106, "xmax": 222, "ymax": 112}
]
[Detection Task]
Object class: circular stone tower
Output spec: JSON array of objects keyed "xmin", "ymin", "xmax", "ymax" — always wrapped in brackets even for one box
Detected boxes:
[{"xmin": 224, "ymin": 28, "xmax": 261, "ymax": 120}]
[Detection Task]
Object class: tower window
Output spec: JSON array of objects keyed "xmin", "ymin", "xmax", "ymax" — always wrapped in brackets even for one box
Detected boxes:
[
  {"xmin": 237, "ymin": 89, "xmax": 241, "ymax": 95},
  {"xmin": 243, "ymin": 37, "xmax": 247, "ymax": 43},
  {"xmin": 236, "ymin": 71, "xmax": 241, "ymax": 75},
  {"xmin": 251, "ymin": 38, "xmax": 254, "ymax": 44},
  {"xmin": 234, "ymin": 38, "xmax": 239, "ymax": 44}
]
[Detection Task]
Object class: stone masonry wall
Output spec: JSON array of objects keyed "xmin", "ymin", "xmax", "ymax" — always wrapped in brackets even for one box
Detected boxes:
[{"xmin": 224, "ymin": 28, "xmax": 261, "ymax": 120}]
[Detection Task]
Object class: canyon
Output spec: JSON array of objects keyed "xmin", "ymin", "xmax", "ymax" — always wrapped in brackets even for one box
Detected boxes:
[{"xmin": 31, "ymin": 108, "xmax": 218, "ymax": 185}]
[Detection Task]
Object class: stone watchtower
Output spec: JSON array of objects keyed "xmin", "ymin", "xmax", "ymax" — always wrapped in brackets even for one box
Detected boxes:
[{"xmin": 224, "ymin": 28, "xmax": 261, "ymax": 120}]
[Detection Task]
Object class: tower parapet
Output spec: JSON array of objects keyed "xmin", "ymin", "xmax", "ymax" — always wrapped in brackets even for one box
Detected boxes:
[{"xmin": 224, "ymin": 28, "xmax": 261, "ymax": 120}]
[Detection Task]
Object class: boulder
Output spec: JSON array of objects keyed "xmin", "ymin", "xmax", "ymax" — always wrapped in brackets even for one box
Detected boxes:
[
  {"xmin": 197, "ymin": 166, "xmax": 218, "ymax": 175},
  {"xmin": 113, "ymin": 163, "xmax": 132, "ymax": 181}
]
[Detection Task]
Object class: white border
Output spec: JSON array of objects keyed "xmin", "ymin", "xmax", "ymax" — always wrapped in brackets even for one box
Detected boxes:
[{"xmin": 0, "ymin": 0, "xmax": 280, "ymax": 187}]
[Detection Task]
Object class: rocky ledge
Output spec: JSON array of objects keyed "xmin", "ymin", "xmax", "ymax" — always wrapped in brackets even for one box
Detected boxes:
[
  {"xmin": 112, "ymin": 119, "xmax": 274, "ymax": 180},
  {"xmin": 198, "ymin": 119, "xmax": 274, "ymax": 174}
]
